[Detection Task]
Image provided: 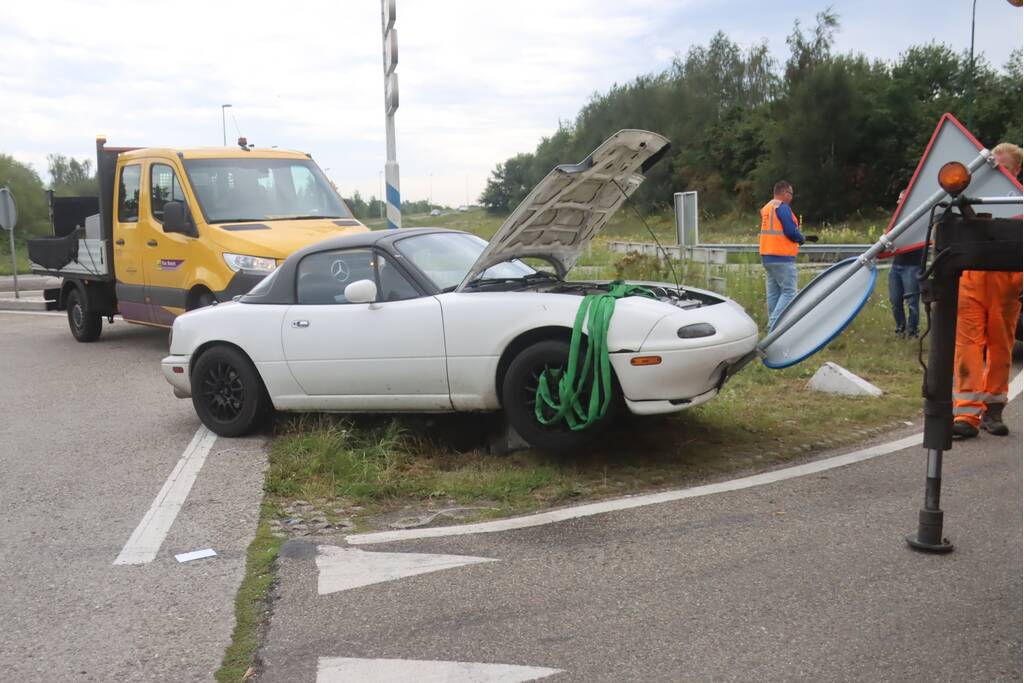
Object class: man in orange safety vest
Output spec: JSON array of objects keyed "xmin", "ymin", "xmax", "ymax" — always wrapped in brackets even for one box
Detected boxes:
[
  {"xmin": 759, "ymin": 180, "xmax": 805, "ymax": 330},
  {"xmin": 952, "ymin": 142, "xmax": 1024, "ymax": 438}
]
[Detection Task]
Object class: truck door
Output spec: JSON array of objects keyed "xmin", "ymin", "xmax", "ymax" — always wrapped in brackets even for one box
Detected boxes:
[
  {"xmin": 112, "ymin": 163, "xmax": 148, "ymax": 323},
  {"xmin": 142, "ymin": 162, "xmax": 194, "ymax": 326}
]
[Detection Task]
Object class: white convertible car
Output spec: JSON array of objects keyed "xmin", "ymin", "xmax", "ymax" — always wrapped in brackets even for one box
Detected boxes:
[{"xmin": 162, "ymin": 130, "xmax": 758, "ymax": 449}]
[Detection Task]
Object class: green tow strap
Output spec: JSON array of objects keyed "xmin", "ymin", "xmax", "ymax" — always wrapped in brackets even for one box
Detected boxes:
[{"xmin": 535, "ymin": 281, "xmax": 656, "ymax": 431}]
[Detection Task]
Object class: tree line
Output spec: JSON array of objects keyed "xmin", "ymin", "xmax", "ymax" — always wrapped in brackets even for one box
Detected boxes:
[
  {"xmin": 479, "ymin": 10, "xmax": 1023, "ymax": 222},
  {"xmin": 343, "ymin": 190, "xmax": 441, "ymax": 221},
  {"xmin": 0, "ymin": 154, "xmax": 100, "ymax": 237}
]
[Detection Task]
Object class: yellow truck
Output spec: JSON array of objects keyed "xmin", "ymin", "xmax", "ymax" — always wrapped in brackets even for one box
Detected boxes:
[{"xmin": 28, "ymin": 137, "xmax": 367, "ymax": 341}]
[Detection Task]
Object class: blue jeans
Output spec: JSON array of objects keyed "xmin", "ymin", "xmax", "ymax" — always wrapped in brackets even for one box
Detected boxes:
[
  {"xmin": 764, "ymin": 261, "xmax": 798, "ymax": 330},
  {"xmin": 888, "ymin": 264, "xmax": 921, "ymax": 334}
]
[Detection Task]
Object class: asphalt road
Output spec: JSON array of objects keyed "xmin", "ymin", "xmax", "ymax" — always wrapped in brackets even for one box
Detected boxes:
[
  {"xmin": 0, "ymin": 311, "xmax": 266, "ymax": 681},
  {"xmin": 261, "ymin": 400, "xmax": 1022, "ymax": 682}
]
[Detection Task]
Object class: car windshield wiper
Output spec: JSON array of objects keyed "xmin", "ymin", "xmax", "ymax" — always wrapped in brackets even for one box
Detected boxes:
[
  {"xmin": 212, "ymin": 218, "xmax": 264, "ymax": 224},
  {"xmin": 521, "ymin": 271, "xmax": 560, "ymax": 282},
  {"xmin": 459, "ymin": 271, "xmax": 562, "ymax": 290}
]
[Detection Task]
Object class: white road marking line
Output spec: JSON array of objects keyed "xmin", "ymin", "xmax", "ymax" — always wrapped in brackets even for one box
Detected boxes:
[
  {"xmin": 0, "ymin": 309, "xmax": 61, "ymax": 316},
  {"xmin": 317, "ymin": 657, "xmax": 561, "ymax": 683},
  {"xmin": 114, "ymin": 426, "xmax": 217, "ymax": 565},
  {"xmin": 315, "ymin": 546, "xmax": 496, "ymax": 595},
  {"xmin": 349, "ymin": 370, "xmax": 1023, "ymax": 546}
]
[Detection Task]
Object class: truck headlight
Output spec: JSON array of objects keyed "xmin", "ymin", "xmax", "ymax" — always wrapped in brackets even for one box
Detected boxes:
[{"xmin": 223, "ymin": 253, "xmax": 277, "ymax": 273}]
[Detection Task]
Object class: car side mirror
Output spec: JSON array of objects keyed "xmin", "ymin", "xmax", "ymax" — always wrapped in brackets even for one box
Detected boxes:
[
  {"xmin": 344, "ymin": 279, "xmax": 378, "ymax": 304},
  {"xmin": 163, "ymin": 201, "xmax": 196, "ymax": 236}
]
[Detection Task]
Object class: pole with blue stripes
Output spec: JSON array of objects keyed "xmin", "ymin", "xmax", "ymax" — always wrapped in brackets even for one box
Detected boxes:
[{"xmin": 381, "ymin": 0, "xmax": 401, "ymax": 229}]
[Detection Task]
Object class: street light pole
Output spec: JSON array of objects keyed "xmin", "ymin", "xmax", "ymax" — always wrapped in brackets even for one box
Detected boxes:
[
  {"xmin": 966, "ymin": 0, "xmax": 977, "ymax": 131},
  {"xmin": 221, "ymin": 104, "xmax": 232, "ymax": 146},
  {"xmin": 966, "ymin": 0, "xmax": 1023, "ymax": 130}
]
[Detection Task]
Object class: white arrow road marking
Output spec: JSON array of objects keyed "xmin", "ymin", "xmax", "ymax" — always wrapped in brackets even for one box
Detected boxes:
[
  {"xmin": 315, "ymin": 546, "xmax": 496, "ymax": 595},
  {"xmin": 317, "ymin": 657, "xmax": 561, "ymax": 682},
  {"xmin": 114, "ymin": 426, "xmax": 217, "ymax": 565},
  {"xmin": 347, "ymin": 370, "xmax": 1023, "ymax": 547}
]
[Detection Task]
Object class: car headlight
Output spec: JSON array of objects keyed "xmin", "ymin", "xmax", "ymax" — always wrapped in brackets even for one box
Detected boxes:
[
  {"xmin": 677, "ymin": 323, "xmax": 716, "ymax": 339},
  {"xmin": 223, "ymin": 253, "xmax": 277, "ymax": 273}
]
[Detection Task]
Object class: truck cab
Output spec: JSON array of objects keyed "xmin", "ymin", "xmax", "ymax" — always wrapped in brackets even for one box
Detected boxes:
[{"xmin": 30, "ymin": 137, "xmax": 368, "ymax": 339}]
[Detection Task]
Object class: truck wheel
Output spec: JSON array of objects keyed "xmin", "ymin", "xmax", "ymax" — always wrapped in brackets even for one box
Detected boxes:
[
  {"xmin": 66, "ymin": 288, "xmax": 102, "ymax": 342},
  {"xmin": 190, "ymin": 289, "xmax": 217, "ymax": 310},
  {"xmin": 501, "ymin": 339, "xmax": 619, "ymax": 451},
  {"xmin": 190, "ymin": 345, "xmax": 271, "ymax": 437}
]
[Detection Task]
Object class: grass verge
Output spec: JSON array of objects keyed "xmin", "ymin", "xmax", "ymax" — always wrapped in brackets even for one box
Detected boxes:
[
  {"xmin": 0, "ymin": 242, "xmax": 31, "ymax": 276},
  {"xmin": 214, "ymin": 503, "xmax": 283, "ymax": 683}
]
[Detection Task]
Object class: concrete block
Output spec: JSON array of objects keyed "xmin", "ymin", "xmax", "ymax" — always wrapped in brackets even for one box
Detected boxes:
[{"xmin": 807, "ymin": 362, "xmax": 883, "ymax": 397}]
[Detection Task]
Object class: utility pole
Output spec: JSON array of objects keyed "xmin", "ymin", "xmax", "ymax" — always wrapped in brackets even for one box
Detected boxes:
[
  {"xmin": 966, "ymin": 0, "xmax": 977, "ymax": 131},
  {"xmin": 221, "ymin": 104, "xmax": 232, "ymax": 146},
  {"xmin": 966, "ymin": 0, "xmax": 1023, "ymax": 130},
  {"xmin": 381, "ymin": 0, "xmax": 401, "ymax": 228}
]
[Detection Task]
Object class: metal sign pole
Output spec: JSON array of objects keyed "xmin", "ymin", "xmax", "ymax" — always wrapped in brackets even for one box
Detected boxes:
[
  {"xmin": 7, "ymin": 228, "xmax": 15, "ymax": 299},
  {"xmin": 906, "ymin": 200, "xmax": 1022, "ymax": 553},
  {"xmin": 0, "ymin": 187, "xmax": 18, "ymax": 299},
  {"xmin": 758, "ymin": 149, "xmax": 993, "ymax": 353},
  {"xmin": 381, "ymin": 0, "xmax": 401, "ymax": 229}
]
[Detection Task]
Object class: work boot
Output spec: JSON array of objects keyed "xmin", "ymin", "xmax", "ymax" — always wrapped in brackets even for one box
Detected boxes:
[
  {"xmin": 981, "ymin": 403, "xmax": 1010, "ymax": 436},
  {"xmin": 952, "ymin": 420, "xmax": 979, "ymax": 439}
]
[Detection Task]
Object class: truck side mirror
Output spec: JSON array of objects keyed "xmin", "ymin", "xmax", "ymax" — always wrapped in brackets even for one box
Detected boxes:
[{"xmin": 163, "ymin": 201, "xmax": 196, "ymax": 236}]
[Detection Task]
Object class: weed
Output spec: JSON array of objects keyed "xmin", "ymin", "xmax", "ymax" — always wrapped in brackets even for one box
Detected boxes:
[{"xmin": 214, "ymin": 504, "xmax": 283, "ymax": 683}]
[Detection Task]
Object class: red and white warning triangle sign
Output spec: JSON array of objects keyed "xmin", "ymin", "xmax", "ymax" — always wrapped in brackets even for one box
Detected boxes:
[{"xmin": 885, "ymin": 113, "xmax": 1022, "ymax": 255}]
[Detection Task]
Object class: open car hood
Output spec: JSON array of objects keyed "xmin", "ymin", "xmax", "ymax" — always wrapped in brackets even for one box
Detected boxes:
[{"xmin": 457, "ymin": 129, "xmax": 670, "ymax": 291}]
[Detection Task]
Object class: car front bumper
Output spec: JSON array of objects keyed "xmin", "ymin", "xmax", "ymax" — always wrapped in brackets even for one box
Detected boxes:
[
  {"xmin": 162, "ymin": 354, "xmax": 192, "ymax": 398},
  {"xmin": 612, "ymin": 335, "xmax": 758, "ymax": 416}
]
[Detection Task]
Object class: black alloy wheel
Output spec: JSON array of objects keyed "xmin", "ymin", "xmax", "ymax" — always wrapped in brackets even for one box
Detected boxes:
[
  {"xmin": 501, "ymin": 339, "xmax": 619, "ymax": 451},
  {"xmin": 66, "ymin": 287, "xmax": 102, "ymax": 342},
  {"xmin": 190, "ymin": 345, "xmax": 270, "ymax": 437},
  {"xmin": 203, "ymin": 361, "xmax": 245, "ymax": 422}
]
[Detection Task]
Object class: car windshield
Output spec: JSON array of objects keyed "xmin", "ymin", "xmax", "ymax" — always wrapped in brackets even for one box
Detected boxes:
[
  {"xmin": 183, "ymin": 157, "xmax": 352, "ymax": 223},
  {"xmin": 396, "ymin": 233, "xmax": 535, "ymax": 291}
]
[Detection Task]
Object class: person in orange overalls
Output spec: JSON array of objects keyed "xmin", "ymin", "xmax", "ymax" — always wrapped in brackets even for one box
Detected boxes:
[{"xmin": 952, "ymin": 142, "xmax": 1024, "ymax": 438}]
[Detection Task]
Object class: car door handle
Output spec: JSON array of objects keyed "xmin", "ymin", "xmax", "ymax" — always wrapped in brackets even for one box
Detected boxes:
[
  {"xmin": 146, "ymin": 239, "xmax": 158, "ymax": 247},
  {"xmin": 291, "ymin": 320, "xmax": 310, "ymax": 328},
  {"xmin": 115, "ymin": 238, "xmax": 125, "ymax": 246}
]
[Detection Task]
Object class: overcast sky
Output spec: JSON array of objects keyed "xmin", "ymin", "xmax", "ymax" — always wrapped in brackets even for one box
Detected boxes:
[{"xmin": 2, "ymin": 0, "xmax": 1021, "ymax": 207}]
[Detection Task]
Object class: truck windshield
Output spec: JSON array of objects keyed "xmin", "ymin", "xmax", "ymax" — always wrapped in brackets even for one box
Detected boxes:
[{"xmin": 183, "ymin": 158, "xmax": 352, "ymax": 223}]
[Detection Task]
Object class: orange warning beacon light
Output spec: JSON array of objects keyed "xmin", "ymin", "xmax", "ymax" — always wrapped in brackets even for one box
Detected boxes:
[{"xmin": 937, "ymin": 161, "xmax": 971, "ymax": 196}]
